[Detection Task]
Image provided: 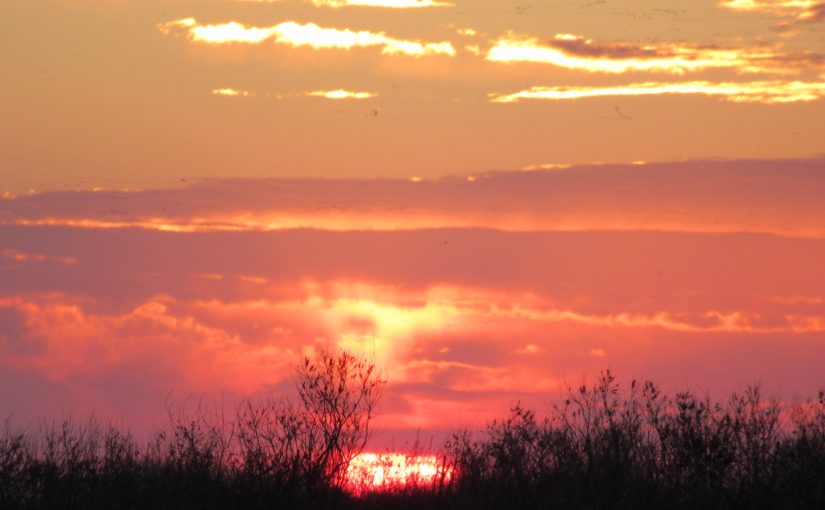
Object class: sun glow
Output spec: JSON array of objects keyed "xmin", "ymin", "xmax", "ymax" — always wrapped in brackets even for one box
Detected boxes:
[
  {"xmin": 307, "ymin": 89, "xmax": 377, "ymax": 99},
  {"xmin": 346, "ymin": 453, "xmax": 453, "ymax": 492}
]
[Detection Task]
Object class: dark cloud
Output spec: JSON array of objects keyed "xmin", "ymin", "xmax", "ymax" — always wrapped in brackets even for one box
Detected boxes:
[
  {"xmin": 547, "ymin": 35, "xmax": 674, "ymax": 59},
  {"xmin": 3, "ymin": 158, "xmax": 825, "ymax": 238}
]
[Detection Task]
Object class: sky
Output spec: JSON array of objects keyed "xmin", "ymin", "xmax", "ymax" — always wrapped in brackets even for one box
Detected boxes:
[{"xmin": 1, "ymin": 0, "xmax": 825, "ymax": 443}]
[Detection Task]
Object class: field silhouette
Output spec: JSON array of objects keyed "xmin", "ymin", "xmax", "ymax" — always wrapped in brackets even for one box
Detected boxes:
[{"xmin": 2, "ymin": 351, "xmax": 824, "ymax": 509}]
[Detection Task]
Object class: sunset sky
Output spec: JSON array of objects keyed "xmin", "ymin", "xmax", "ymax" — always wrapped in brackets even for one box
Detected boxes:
[{"xmin": 1, "ymin": 0, "xmax": 824, "ymax": 444}]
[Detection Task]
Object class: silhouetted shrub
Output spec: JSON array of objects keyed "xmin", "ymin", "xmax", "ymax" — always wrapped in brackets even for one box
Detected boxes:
[
  {"xmin": 441, "ymin": 371, "xmax": 825, "ymax": 510},
  {"xmin": 0, "ymin": 348, "xmax": 384, "ymax": 509}
]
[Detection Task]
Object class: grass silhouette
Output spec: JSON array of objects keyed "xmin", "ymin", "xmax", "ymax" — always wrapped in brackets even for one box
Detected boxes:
[{"xmin": 2, "ymin": 360, "xmax": 824, "ymax": 509}]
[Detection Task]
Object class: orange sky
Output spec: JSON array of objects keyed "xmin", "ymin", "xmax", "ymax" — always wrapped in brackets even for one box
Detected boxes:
[
  {"xmin": 2, "ymin": 0, "xmax": 824, "ymax": 193},
  {"xmin": 1, "ymin": 1, "xmax": 825, "ymax": 444}
]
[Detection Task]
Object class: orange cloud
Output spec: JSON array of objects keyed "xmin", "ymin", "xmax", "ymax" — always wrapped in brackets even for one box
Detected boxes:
[
  {"xmin": 494, "ymin": 305, "xmax": 825, "ymax": 335},
  {"xmin": 158, "ymin": 18, "xmax": 456, "ymax": 57},
  {"xmin": 310, "ymin": 0, "xmax": 453, "ymax": 7},
  {"xmin": 719, "ymin": 0, "xmax": 825, "ymax": 21},
  {"xmin": 489, "ymin": 80, "xmax": 825, "ymax": 104},
  {"xmin": 0, "ymin": 295, "xmax": 295, "ymax": 394},
  {"xmin": 212, "ymin": 88, "xmax": 253, "ymax": 97},
  {"xmin": 0, "ymin": 249, "xmax": 76, "ymax": 265},
  {"xmin": 486, "ymin": 33, "xmax": 817, "ymax": 74}
]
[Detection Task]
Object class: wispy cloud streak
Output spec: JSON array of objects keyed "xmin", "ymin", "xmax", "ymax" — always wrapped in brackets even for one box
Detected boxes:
[
  {"xmin": 719, "ymin": 0, "xmax": 825, "ymax": 21},
  {"xmin": 158, "ymin": 18, "xmax": 456, "ymax": 57},
  {"xmin": 486, "ymin": 33, "xmax": 821, "ymax": 74},
  {"xmin": 489, "ymin": 80, "xmax": 825, "ymax": 104}
]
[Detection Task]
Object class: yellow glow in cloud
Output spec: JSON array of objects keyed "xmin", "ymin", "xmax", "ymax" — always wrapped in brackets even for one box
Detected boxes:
[
  {"xmin": 486, "ymin": 34, "xmax": 791, "ymax": 75},
  {"xmin": 330, "ymin": 296, "xmax": 454, "ymax": 366},
  {"xmin": 307, "ymin": 89, "xmax": 377, "ymax": 99},
  {"xmin": 203, "ymin": 282, "xmax": 825, "ymax": 349},
  {"xmin": 159, "ymin": 18, "xmax": 456, "ymax": 57},
  {"xmin": 311, "ymin": 0, "xmax": 453, "ymax": 8},
  {"xmin": 489, "ymin": 80, "xmax": 825, "ymax": 104},
  {"xmin": 185, "ymin": 284, "xmax": 458, "ymax": 373}
]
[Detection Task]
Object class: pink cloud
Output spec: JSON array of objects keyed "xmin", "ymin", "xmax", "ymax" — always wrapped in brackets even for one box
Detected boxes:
[
  {"xmin": 2, "ymin": 281, "xmax": 824, "ymax": 437},
  {"xmin": 2, "ymin": 159, "xmax": 825, "ymax": 440}
]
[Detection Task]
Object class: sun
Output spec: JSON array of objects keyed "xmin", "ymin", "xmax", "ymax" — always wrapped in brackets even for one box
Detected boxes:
[{"xmin": 345, "ymin": 452, "xmax": 453, "ymax": 493}]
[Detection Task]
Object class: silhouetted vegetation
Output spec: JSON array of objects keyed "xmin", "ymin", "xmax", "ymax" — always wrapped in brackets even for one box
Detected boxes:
[
  {"xmin": 439, "ymin": 372, "xmax": 825, "ymax": 510},
  {"xmin": 0, "ymin": 348, "xmax": 384, "ymax": 510},
  {"xmin": 2, "ymin": 364, "xmax": 824, "ymax": 509}
]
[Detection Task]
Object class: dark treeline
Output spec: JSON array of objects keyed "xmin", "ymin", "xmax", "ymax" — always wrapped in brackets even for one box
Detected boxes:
[{"xmin": 2, "ymin": 354, "xmax": 824, "ymax": 510}]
